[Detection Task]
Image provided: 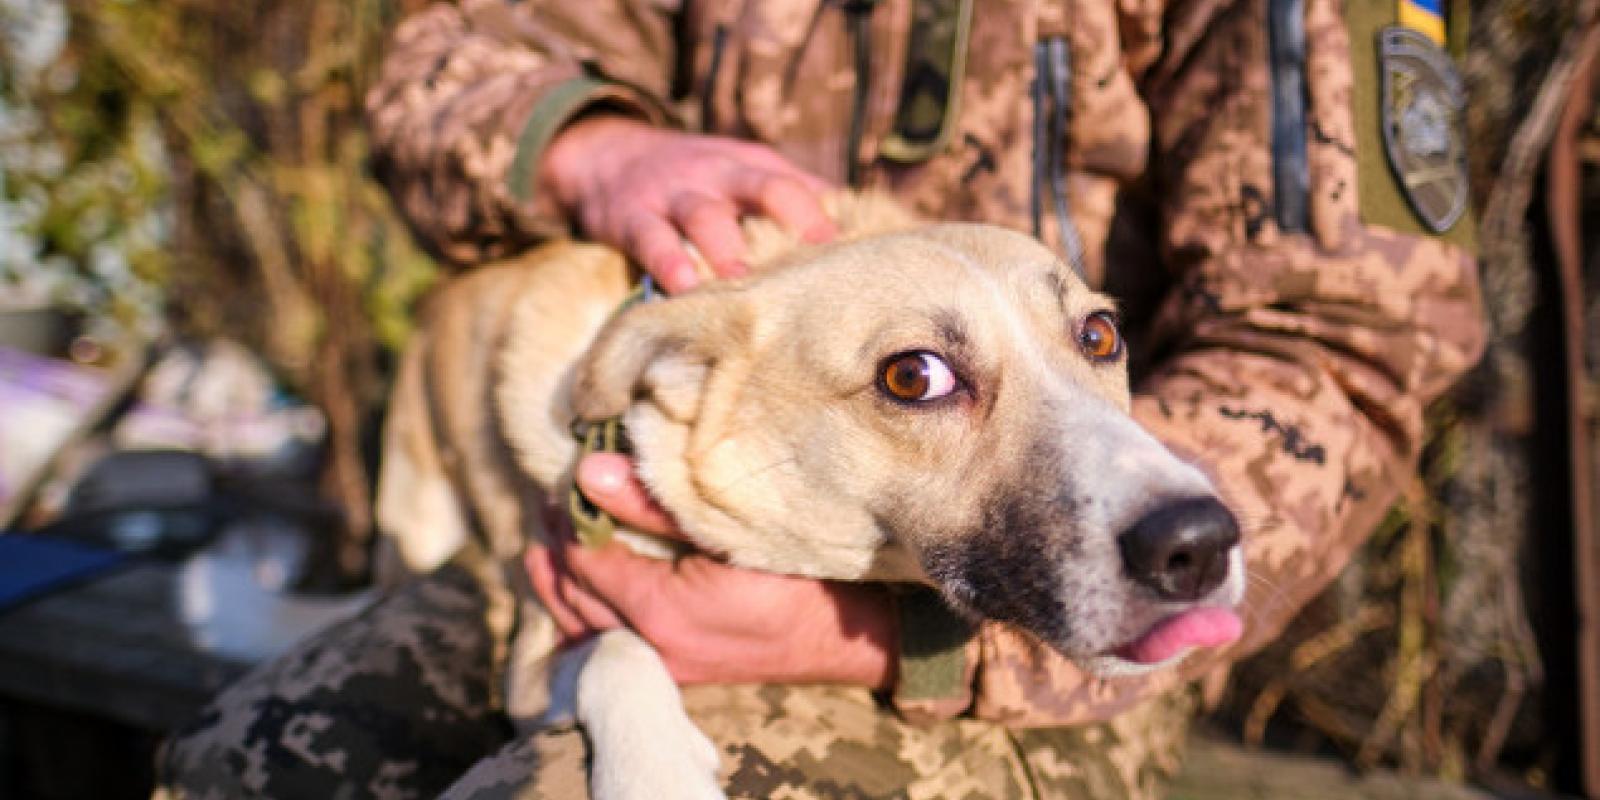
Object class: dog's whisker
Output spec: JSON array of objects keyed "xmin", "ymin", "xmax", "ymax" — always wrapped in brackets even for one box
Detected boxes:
[
  {"xmin": 710, "ymin": 455, "xmax": 800, "ymax": 497},
  {"xmin": 1237, "ymin": 568, "xmax": 1295, "ymax": 632},
  {"xmin": 1244, "ymin": 568, "xmax": 1289, "ymax": 603}
]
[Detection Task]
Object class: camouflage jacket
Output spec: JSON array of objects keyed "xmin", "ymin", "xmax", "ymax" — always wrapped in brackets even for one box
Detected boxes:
[{"xmin": 366, "ymin": 0, "xmax": 1486, "ymax": 726}]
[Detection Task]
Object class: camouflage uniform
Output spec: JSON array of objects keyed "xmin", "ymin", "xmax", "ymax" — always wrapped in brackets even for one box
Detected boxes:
[
  {"xmin": 159, "ymin": 546, "xmax": 1197, "ymax": 799},
  {"xmin": 441, "ymin": 684, "xmax": 1194, "ymax": 799},
  {"xmin": 157, "ymin": 556, "xmax": 513, "ymax": 799},
  {"xmin": 159, "ymin": 0, "xmax": 1487, "ymax": 796}
]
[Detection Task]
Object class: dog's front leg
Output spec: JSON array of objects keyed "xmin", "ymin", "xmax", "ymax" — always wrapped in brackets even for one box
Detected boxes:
[{"xmin": 548, "ymin": 628, "xmax": 724, "ymax": 800}]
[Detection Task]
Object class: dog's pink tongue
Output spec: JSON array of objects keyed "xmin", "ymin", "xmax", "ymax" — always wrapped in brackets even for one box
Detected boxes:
[{"xmin": 1114, "ymin": 608, "xmax": 1242, "ymax": 664}]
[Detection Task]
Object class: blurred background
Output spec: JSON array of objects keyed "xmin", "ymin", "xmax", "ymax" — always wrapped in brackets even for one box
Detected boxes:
[{"xmin": 0, "ymin": 0, "xmax": 1598, "ymax": 798}]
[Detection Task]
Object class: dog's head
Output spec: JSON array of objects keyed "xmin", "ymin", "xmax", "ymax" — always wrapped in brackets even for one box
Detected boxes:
[{"xmin": 570, "ymin": 223, "xmax": 1244, "ymax": 674}]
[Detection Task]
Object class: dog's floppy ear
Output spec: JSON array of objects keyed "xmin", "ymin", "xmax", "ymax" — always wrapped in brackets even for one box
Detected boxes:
[{"xmin": 570, "ymin": 291, "xmax": 750, "ymax": 423}]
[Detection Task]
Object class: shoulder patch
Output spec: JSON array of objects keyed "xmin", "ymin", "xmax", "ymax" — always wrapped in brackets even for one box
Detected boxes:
[{"xmin": 1378, "ymin": 26, "xmax": 1468, "ymax": 234}]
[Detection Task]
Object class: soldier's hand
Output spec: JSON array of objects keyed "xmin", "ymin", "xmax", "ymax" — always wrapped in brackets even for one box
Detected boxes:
[
  {"xmin": 541, "ymin": 116, "xmax": 838, "ymax": 293},
  {"xmin": 525, "ymin": 452, "xmax": 896, "ymax": 689}
]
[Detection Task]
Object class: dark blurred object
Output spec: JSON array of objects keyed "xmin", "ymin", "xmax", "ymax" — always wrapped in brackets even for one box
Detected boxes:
[
  {"xmin": 31, "ymin": 448, "xmax": 346, "ymax": 576},
  {"xmin": 0, "ymin": 308, "xmax": 80, "ymax": 359},
  {"xmin": 42, "ymin": 450, "xmax": 220, "ymax": 558},
  {"xmin": 1, "ymin": 698, "xmax": 162, "ymax": 800},
  {"xmin": 66, "ymin": 450, "xmax": 212, "ymax": 514}
]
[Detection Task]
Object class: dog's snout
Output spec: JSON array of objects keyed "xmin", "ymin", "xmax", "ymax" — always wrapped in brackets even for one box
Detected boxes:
[{"xmin": 1117, "ymin": 497, "xmax": 1239, "ymax": 602}]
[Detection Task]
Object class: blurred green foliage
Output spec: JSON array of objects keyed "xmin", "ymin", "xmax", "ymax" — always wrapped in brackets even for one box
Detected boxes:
[
  {"xmin": 1, "ymin": 0, "xmax": 169, "ymax": 344},
  {"xmin": 1, "ymin": 0, "xmax": 438, "ymax": 360}
]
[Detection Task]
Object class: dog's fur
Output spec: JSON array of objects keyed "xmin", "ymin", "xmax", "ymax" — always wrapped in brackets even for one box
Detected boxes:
[{"xmin": 376, "ymin": 193, "xmax": 1244, "ymax": 799}]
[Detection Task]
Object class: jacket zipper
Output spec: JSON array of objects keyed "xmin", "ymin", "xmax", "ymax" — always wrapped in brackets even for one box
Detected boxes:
[{"xmin": 1268, "ymin": 0, "xmax": 1309, "ymax": 233}]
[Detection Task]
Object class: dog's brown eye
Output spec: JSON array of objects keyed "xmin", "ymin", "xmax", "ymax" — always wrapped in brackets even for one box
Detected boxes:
[
  {"xmin": 1078, "ymin": 312, "xmax": 1123, "ymax": 363},
  {"xmin": 879, "ymin": 352, "xmax": 957, "ymax": 402}
]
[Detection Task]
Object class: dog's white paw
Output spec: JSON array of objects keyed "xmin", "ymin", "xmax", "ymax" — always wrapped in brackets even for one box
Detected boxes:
[
  {"xmin": 577, "ymin": 630, "xmax": 726, "ymax": 800},
  {"xmin": 590, "ymin": 725, "xmax": 723, "ymax": 800},
  {"xmin": 673, "ymin": 714, "xmax": 722, "ymax": 774}
]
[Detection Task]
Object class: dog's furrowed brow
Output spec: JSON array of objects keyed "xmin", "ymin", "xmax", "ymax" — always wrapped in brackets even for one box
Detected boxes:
[
  {"xmin": 851, "ymin": 307, "xmax": 973, "ymax": 367},
  {"xmin": 932, "ymin": 308, "xmax": 969, "ymax": 351},
  {"xmin": 1041, "ymin": 270, "xmax": 1071, "ymax": 321}
]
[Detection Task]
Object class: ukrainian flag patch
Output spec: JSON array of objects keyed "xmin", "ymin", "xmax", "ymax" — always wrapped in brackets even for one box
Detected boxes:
[{"xmin": 1398, "ymin": 0, "xmax": 1446, "ymax": 45}]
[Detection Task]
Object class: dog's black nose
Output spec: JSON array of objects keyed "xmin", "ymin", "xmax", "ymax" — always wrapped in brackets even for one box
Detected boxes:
[{"xmin": 1117, "ymin": 497, "xmax": 1239, "ymax": 602}]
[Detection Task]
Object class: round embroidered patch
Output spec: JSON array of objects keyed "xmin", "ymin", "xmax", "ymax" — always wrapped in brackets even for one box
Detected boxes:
[{"xmin": 1379, "ymin": 26, "xmax": 1468, "ymax": 234}]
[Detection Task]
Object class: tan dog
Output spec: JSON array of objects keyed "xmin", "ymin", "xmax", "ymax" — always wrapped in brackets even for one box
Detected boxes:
[{"xmin": 377, "ymin": 194, "xmax": 1244, "ymax": 800}]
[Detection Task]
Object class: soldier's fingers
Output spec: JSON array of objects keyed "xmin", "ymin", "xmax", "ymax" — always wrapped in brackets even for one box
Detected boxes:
[
  {"xmin": 728, "ymin": 170, "xmax": 837, "ymax": 244},
  {"xmin": 667, "ymin": 192, "xmax": 748, "ymax": 279},
  {"xmin": 576, "ymin": 453, "xmax": 685, "ymax": 539},
  {"xmin": 553, "ymin": 564, "xmax": 627, "ymax": 633},
  {"xmin": 525, "ymin": 544, "xmax": 594, "ymax": 639},
  {"xmin": 733, "ymin": 143, "xmax": 836, "ymax": 196},
  {"xmin": 529, "ymin": 529, "xmax": 630, "ymax": 635},
  {"xmin": 620, "ymin": 212, "xmax": 698, "ymax": 294},
  {"xmin": 560, "ymin": 539, "xmax": 677, "ymax": 628}
]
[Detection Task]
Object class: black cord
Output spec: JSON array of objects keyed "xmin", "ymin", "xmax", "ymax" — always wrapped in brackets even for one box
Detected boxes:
[
  {"xmin": 1045, "ymin": 37, "xmax": 1086, "ymax": 278},
  {"xmin": 842, "ymin": 0, "xmax": 876, "ymax": 186}
]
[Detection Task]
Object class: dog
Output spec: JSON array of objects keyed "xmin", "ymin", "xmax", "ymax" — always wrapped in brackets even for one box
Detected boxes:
[{"xmin": 375, "ymin": 193, "xmax": 1246, "ymax": 800}]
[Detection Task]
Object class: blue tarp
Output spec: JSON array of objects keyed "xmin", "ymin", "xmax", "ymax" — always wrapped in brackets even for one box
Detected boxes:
[{"xmin": 0, "ymin": 535, "xmax": 126, "ymax": 612}]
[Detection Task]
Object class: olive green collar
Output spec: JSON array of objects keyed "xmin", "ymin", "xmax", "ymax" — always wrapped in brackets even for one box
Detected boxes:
[{"xmin": 566, "ymin": 276, "xmax": 660, "ymax": 546}]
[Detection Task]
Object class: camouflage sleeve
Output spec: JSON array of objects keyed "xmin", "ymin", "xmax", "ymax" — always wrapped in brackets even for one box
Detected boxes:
[
  {"xmin": 899, "ymin": 0, "xmax": 1487, "ymax": 726},
  {"xmin": 364, "ymin": 0, "xmax": 677, "ymax": 267}
]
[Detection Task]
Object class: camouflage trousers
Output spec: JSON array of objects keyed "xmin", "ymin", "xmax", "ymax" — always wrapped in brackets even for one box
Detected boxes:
[{"xmin": 157, "ymin": 558, "xmax": 1196, "ymax": 799}]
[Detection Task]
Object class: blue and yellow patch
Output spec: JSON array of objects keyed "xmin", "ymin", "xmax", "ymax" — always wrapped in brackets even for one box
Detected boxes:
[
  {"xmin": 1398, "ymin": 0, "xmax": 1446, "ymax": 46},
  {"xmin": 1347, "ymin": 0, "xmax": 1474, "ymax": 245}
]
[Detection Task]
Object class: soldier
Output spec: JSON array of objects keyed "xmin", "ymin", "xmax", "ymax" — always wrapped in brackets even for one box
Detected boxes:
[{"xmin": 158, "ymin": 0, "xmax": 1485, "ymax": 797}]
